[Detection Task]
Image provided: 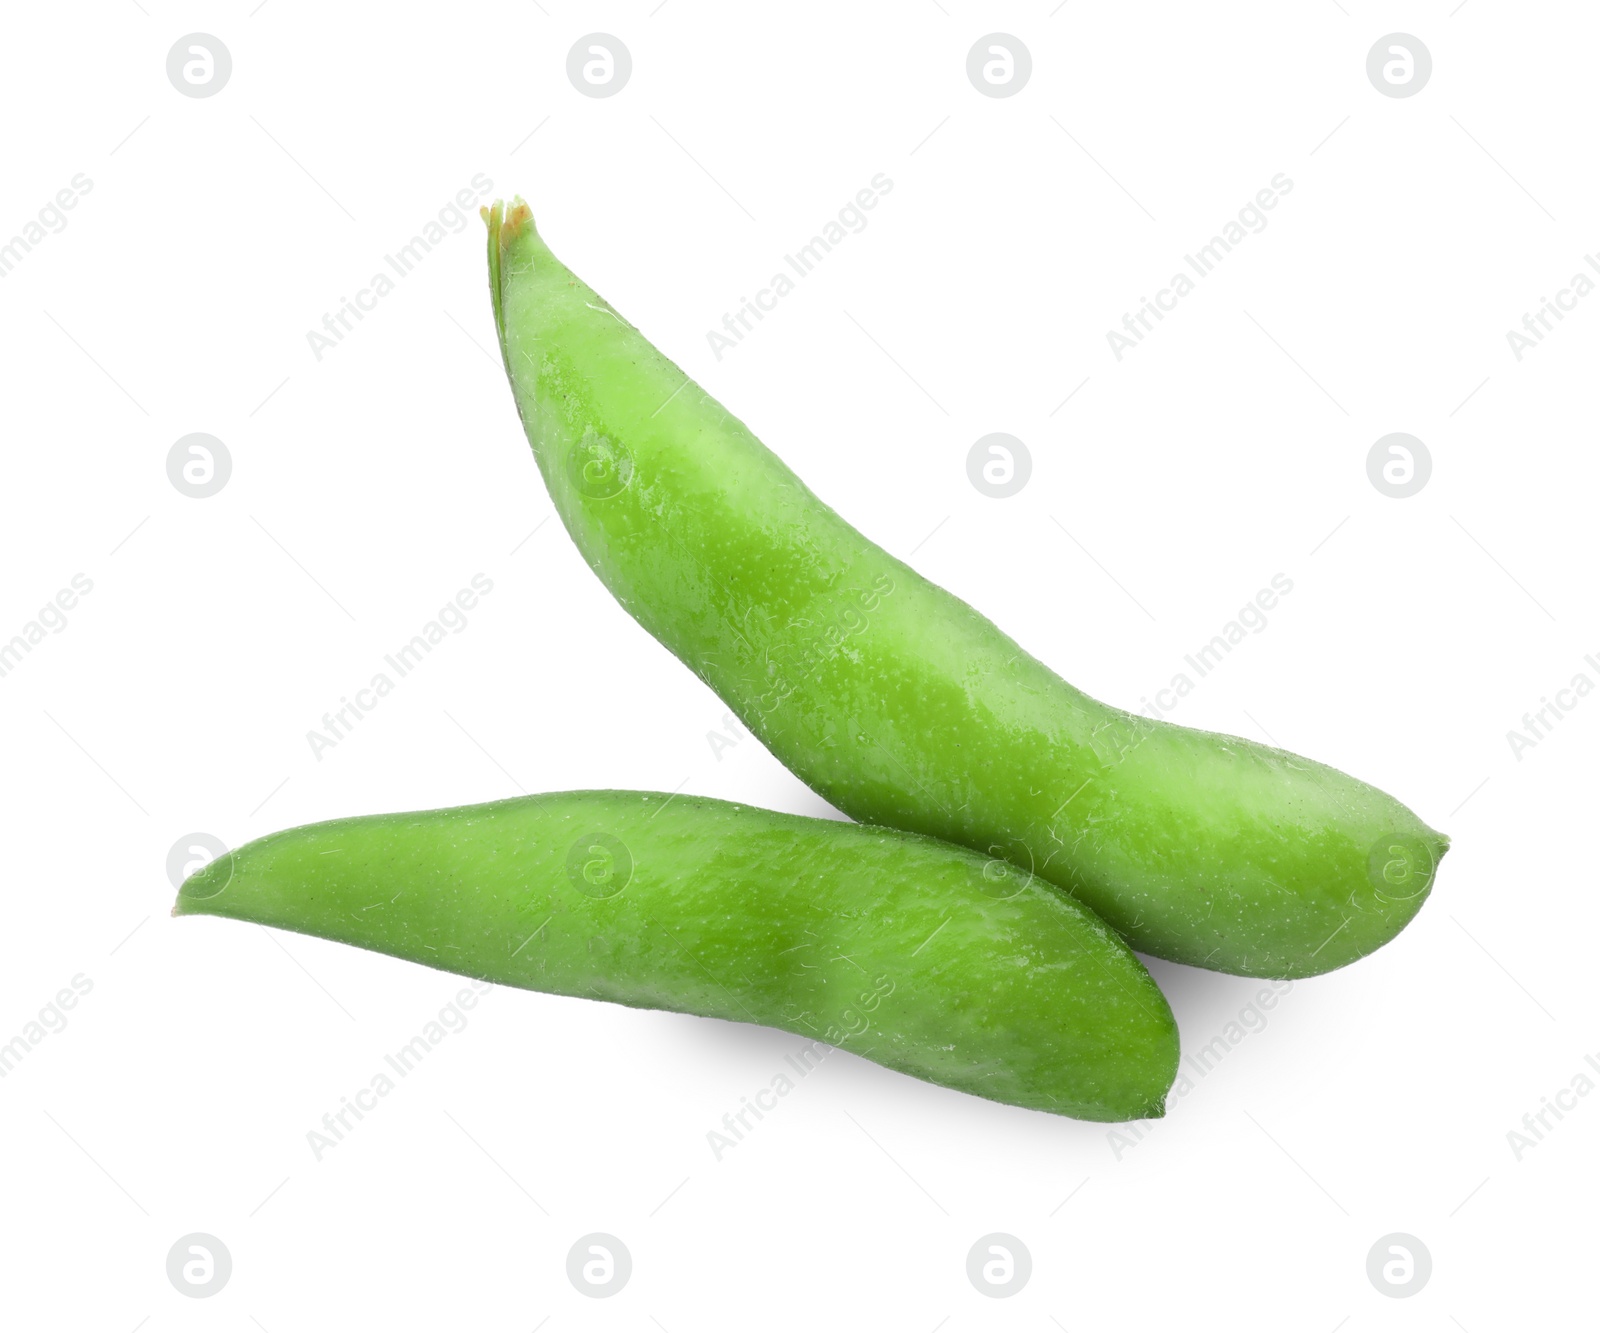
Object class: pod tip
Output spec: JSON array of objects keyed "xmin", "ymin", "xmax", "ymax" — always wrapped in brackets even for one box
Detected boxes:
[
  {"xmin": 502, "ymin": 198, "xmax": 532, "ymax": 243},
  {"xmin": 482, "ymin": 197, "xmax": 532, "ymax": 247}
]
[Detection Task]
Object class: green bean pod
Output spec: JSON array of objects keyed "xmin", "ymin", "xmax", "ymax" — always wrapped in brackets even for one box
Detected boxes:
[
  {"xmin": 174, "ymin": 791, "xmax": 1178, "ymax": 1121},
  {"xmin": 484, "ymin": 201, "xmax": 1447, "ymax": 978}
]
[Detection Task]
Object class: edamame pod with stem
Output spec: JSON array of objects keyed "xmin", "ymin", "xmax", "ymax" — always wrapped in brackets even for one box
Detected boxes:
[
  {"xmin": 173, "ymin": 791, "xmax": 1180, "ymax": 1122},
  {"xmin": 484, "ymin": 200, "xmax": 1447, "ymax": 978}
]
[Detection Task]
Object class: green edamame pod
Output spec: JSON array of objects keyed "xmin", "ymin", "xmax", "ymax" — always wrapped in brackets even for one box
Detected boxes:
[
  {"xmin": 173, "ymin": 791, "xmax": 1178, "ymax": 1122},
  {"xmin": 484, "ymin": 201, "xmax": 1447, "ymax": 978}
]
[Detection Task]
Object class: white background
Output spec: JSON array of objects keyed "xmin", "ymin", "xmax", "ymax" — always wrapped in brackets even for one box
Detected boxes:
[{"xmin": 1, "ymin": 1, "xmax": 1593, "ymax": 1327}]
